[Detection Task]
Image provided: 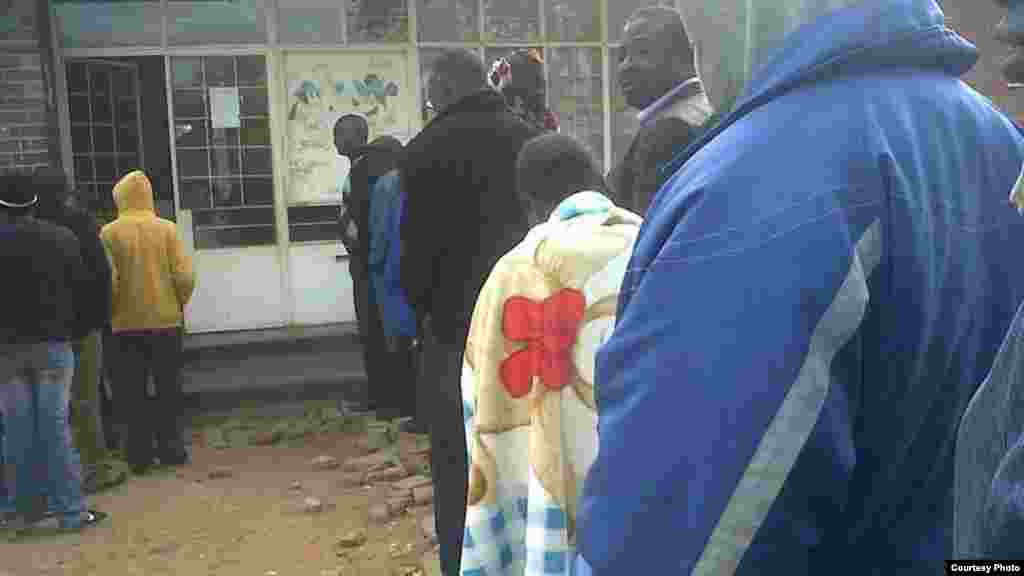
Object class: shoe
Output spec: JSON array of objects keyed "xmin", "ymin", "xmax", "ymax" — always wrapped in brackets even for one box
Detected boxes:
[
  {"xmin": 400, "ymin": 419, "xmax": 428, "ymax": 435},
  {"xmin": 340, "ymin": 399, "xmax": 377, "ymax": 416},
  {"xmin": 59, "ymin": 509, "xmax": 107, "ymax": 533}
]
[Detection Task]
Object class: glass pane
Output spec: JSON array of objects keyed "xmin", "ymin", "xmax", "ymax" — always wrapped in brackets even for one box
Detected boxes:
[
  {"xmin": 173, "ymin": 90, "xmax": 206, "ymax": 119},
  {"xmin": 94, "ymin": 155, "xmax": 116, "ymax": 181},
  {"xmin": 117, "ymin": 99, "xmax": 138, "ymax": 124},
  {"xmin": 416, "ymin": 0, "xmax": 478, "ymax": 42},
  {"xmin": 239, "ymin": 87, "xmax": 268, "ymax": 118},
  {"xmin": 347, "ymin": 0, "xmax": 409, "ymax": 43},
  {"xmin": 211, "ymin": 178, "xmax": 243, "ymax": 207},
  {"xmin": 278, "ymin": 0, "xmax": 343, "ymax": 45},
  {"xmin": 172, "ymin": 57, "xmax": 204, "ymax": 89},
  {"xmin": 242, "ymin": 177, "xmax": 274, "ymax": 205},
  {"xmin": 71, "ymin": 126, "xmax": 92, "ymax": 152},
  {"xmin": 179, "ymin": 178, "xmax": 212, "ymax": 210},
  {"xmin": 242, "ymin": 147, "xmax": 273, "ymax": 175},
  {"xmin": 193, "ymin": 206, "xmax": 274, "ymax": 227},
  {"xmin": 113, "ymin": 69, "xmax": 136, "ymax": 98},
  {"xmin": 74, "ymin": 156, "xmax": 94, "ymax": 182},
  {"xmin": 287, "ymin": 205, "xmax": 341, "ymax": 224},
  {"xmin": 241, "ymin": 118, "xmax": 270, "ymax": 146},
  {"xmin": 92, "ymin": 94, "xmax": 113, "ymax": 123},
  {"xmin": 117, "ymin": 126, "xmax": 139, "ymax": 154},
  {"xmin": 483, "ymin": 0, "xmax": 539, "ymax": 43},
  {"xmin": 55, "ymin": 0, "xmax": 162, "ymax": 49},
  {"xmin": 175, "ymin": 120, "xmax": 207, "ymax": 149},
  {"xmin": 69, "ymin": 95, "xmax": 91, "ymax": 123},
  {"xmin": 204, "ymin": 56, "xmax": 236, "ymax": 88},
  {"xmin": 177, "ymin": 148, "xmax": 210, "ymax": 178},
  {"xmin": 289, "ymin": 223, "xmax": 340, "ymax": 243},
  {"xmin": 210, "ymin": 147, "xmax": 242, "ymax": 176},
  {"xmin": 90, "ymin": 67, "xmax": 110, "ymax": 97},
  {"xmin": 210, "ymin": 127, "xmax": 240, "ymax": 147},
  {"xmin": 93, "ymin": 126, "xmax": 115, "ymax": 153},
  {"xmin": 548, "ymin": 47, "xmax": 605, "ymax": 171},
  {"xmin": 194, "ymin": 226, "xmax": 276, "ymax": 249},
  {"xmin": 236, "ymin": 56, "xmax": 267, "ymax": 86},
  {"xmin": 67, "ymin": 63, "xmax": 89, "ymax": 93},
  {"xmin": 608, "ymin": 0, "xmax": 676, "ymax": 44},
  {"xmin": 546, "ymin": 0, "xmax": 600, "ymax": 42},
  {"xmin": 168, "ymin": 0, "xmax": 268, "ymax": 45}
]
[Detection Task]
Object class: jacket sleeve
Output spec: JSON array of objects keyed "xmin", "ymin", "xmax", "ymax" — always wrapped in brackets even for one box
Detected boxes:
[
  {"xmin": 399, "ymin": 159, "xmax": 439, "ymax": 319},
  {"xmin": 74, "ymin": 214, "xmax": 112, "ymax": 333},
  {"xmin": 576, "ymin": 178, "xmax": 881, "ymax": 574},
  {"xmin": 100, "ymin": 230, "xmax": 119, "ymax": 316},
  {"xmin": 630, "ymin": 119, "xmax": 698, "ymax": 214},
  {"xmin": 64, "ymin": 232, "xmax": 92, "ymax": 341},
  {"xmin": 168, "ymin": 224, "xmax": 195, "ymax": 308},
  {"xmin": 368, "ymin": 176, "xmax": 395, "ymax": 272}
]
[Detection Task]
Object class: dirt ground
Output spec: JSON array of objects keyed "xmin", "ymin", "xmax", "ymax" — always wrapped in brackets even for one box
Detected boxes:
[{"xmin": 0, "ymin": 408, "xmax": 440, "ymax": 576}]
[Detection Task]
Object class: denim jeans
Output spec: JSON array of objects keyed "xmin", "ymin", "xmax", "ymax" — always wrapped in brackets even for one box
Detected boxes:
[{"xmin": 0, "ymin": 341, "xmax": 86, "ymax": 529}]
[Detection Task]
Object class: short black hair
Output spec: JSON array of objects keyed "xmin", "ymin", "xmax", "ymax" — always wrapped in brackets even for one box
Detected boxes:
[
  {"xmin": 628, "ymin": 6, "xmax": 691, "ymax": 51},
  {"xmin": 334, "ymin": 114, "xmax": 369, "ymax": 144},
  {"xmin": 516, "ymin": 133, "xmax": 606, "ymax": 219},
  {"xmin": 432, "ymin": 48, "xmax": 487, "ymax": 98}
]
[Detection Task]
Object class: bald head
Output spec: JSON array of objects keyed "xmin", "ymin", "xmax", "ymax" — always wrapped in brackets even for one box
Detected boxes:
[
  {"xmin": 428, "ymin": 48, "xmax": 488, "ymax": 113},
  {"xmin": 618, "ymin": 6, "xmax": 696, "ymax": 109}
]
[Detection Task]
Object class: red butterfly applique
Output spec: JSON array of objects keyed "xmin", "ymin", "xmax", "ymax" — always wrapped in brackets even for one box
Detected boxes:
[{"xmin": 499, "ymin": 289, "xmax": 586, "ymax": 398}]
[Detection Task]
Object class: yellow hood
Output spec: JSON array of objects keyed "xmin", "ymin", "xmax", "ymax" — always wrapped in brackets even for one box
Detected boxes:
[{"xmin": 112, "ymin": 170, "xmax": 156, "ymax": 215}]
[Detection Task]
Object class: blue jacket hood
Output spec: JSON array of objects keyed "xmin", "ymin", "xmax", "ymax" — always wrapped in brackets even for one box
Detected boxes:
[{"xmin": 662, "ymin": 0, "xmax": 979, "ymax": 184}]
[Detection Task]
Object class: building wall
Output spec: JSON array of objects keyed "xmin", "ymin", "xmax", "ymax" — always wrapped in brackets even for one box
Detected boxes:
[{"xmin": 0, "ymin": 0, "xmax": 60, "ymax": 172}]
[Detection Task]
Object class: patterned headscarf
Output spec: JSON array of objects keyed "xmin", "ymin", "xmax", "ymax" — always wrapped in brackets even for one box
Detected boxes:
[{"xmin": 488, "ymin": 48, "xmax": 560, "ymax": 132}]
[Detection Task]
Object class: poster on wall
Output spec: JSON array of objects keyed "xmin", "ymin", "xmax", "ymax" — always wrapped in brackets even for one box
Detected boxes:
[{"xmin": 284, "ymin": 51, "xmax": 411, "ymax": 205}]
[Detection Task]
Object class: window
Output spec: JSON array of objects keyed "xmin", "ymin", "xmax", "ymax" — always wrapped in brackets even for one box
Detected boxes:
[
  {"xmin": 483, "ymin": 0, "xmax": 540, "ymax": 43},
  {"xmin": 54, "ymin": 0, "xmax": 162, "ymax": 49},
  {"xmin": 347, "ymin": 0, "xmax": 409, "ymax": 43},
  {"xmin": 547, "ymin": 47, "xmax": 604, "ymax": 171},
  {"xmin": 168, "ymin": 0, "xmax": 268, "ymax": 45},
  {"xmin": 546, "ymin": 0, "xmax": 600, "ymax": 43},
  {"xmin": 171, "ymin": 55, "xmax": 275, "ymax": 248},
  {"xmin": 0, "ymin": 0, "xmax": 37, "ymax": 46},
  {"xmin": 277, "ymin": 0, "xmax": 344, "ymax": 45},
  {"xmin": 416, "ymin": 0, "xmax": 479, "ymax": 42}
]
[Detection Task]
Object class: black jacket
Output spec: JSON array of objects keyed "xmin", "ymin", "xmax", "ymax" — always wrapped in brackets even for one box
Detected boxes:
[
  {"xmin": 0, "ymin": 216, "xmax": 91, "ymax": 345},
  {"xmin": 35, "ymin": 198, "xmax": 112, "ymax": 338},
  {"xmin": 610, "ymin": 116, "xmax": 704, "ymax": 216},
  {"xmin": 400, "ymin": 90, "xmax": 540, "ymax": 345}
]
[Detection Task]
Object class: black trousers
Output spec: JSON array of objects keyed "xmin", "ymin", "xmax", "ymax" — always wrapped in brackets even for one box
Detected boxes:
[
  {"xmin": 378, "ymin": 335, "xmax": 419, "ymax": 421},
  {"xmin": 110, "ymin": 329, "xmax": 186, "ymax": 470},
  {"xmin": 351, "ymin": 258, "xmax": 390, "ymax": 413},
  {"xmin": 420, "ymin": 321, "xmax": 469, "ymax": 576}
]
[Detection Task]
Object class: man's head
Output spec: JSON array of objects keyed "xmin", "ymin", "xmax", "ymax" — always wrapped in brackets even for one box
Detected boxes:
[
  {"xmin": 427, "ymin": 48, "xmax": 488, "ymax": 114},
  {"xmin": 516, "ymin": 133, "xmax": 607, "ymax": 225},
  {"xmin": 32, "ymin": 166, "xmax": 72, "ymax": 220},
  {"xmin": 995, "ymin": 0, "xmax": 1024, "ymax": 86},
  {"xmin": 334, "ymin": 114, "xmax": 369, "ymax": 157},
  {"xmin": 0, "ymin": 169, "xmax": 37, "ymax": 219},
  {"xmin": 618, "ymin": 6, "xmax": 697, "ymax": 110}
]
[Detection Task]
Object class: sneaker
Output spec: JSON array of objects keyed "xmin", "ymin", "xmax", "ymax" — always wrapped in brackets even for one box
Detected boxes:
[{"xmin": 59, "ymin": 509, "xmax": 107, "ymax": 533}]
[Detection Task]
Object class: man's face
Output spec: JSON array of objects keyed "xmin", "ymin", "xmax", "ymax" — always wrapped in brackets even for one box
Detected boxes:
[
  {"xmin": 996, "ymin": 0, "xmax": 1024, "ymax": 86},
  {"xmin": 618, "ymin": 15, "xmax": 685, "ymax": 109}
]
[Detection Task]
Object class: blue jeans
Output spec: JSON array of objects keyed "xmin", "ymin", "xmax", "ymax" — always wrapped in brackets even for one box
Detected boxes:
[{"xmin": 0, "ymin": 341, "xmax": 86, "ymax": 529}]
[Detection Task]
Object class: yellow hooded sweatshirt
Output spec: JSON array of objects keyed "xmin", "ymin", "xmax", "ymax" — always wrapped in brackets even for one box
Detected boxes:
[{"xmin": 101, "ymin": 171, "xmax": 195, "ymax": 332}]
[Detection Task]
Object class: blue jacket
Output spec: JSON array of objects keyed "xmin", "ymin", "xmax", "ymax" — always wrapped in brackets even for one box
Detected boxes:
[
  {"xmin": 368, "ymin": 170, "xmax": 417, "ymax": 338},
  {"xmin": 577, "ymin": 1, "xmax": 1024, "ymax": 574}
]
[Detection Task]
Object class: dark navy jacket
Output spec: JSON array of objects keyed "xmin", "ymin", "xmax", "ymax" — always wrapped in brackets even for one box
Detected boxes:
[{"xmin": 576, "ymin": 0, "xmax": 1024, "ymax": 573}]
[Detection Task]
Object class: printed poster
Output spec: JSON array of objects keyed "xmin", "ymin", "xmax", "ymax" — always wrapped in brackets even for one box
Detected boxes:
[
  {"xmin": 284, "ymin": 51, "xmax": 412, "ymax": 205},
  {"xmin": 209, "ymin": 86, "xmax": 241, "ymax": 129}
]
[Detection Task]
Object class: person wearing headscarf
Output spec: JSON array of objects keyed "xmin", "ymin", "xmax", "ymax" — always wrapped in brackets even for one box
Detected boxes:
[
  {"xmin": 607, "ymin": 6, "xmax": 713, "ymax": 216},
  {"xmin": 458, "ymin": 133, "xmax": 640, "ymax": 576},
  {"xmin": 488, "ymin": 48, "xmax": 560, "ymax": 133},
  {"xmin": 956, "ymin": 0, "xmax": 1024, "ymax": 560},
  {"xmin": 575, "ymin": 0, "xmax": 1024, "ymax": 573}
]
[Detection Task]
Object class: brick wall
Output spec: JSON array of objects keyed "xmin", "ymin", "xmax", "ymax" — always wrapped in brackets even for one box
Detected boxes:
[{"xmin": 0, "ymin": 0, "xmax": 58, "ymax": 172}]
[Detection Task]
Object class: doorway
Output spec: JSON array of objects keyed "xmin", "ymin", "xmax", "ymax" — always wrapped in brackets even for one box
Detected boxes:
[{"xmin": 65, "ymin": 56, "xmax": 173, "ymax": 220}]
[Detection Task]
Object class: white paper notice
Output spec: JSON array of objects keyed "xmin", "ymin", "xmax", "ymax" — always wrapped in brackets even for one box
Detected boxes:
[{"xmin": 209, "ymin": 87, "xmax": 240, "ymax": 129}]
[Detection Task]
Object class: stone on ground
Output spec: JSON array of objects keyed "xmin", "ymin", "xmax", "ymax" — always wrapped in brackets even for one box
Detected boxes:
[
  {"xmin": 368, "ymin": 503, "xmax": 392, "ymax": 524},
  {"xmin": 366, "ymin": 465, "xmax": 408, "ymax": 483},
  {"xmin": 207, "ymin": 466, "xmax": 234, "ymax": 479},
  {"xmin": 413, "ymin": 485, "xmax": 434, "ymax": 506},
  {"xmin": 343, "ymin": 452, "xmax": 394, "ymax": 474},
  {"xmin": 391, "ymin": 475, "xmax": 431, "ymax": 492},
  {"xmin": 339, "ymin": 472, "xmax": 365, "ymax": 488},
  {"xmin": 303, "ymin": 496, "xmax": 324, "ymax": 514},
  {"xmin": 419, "ymin": 515, "xmax": 437, "ymax": 543},
  {"xmin": 386, "ymin": 493, "xmax": 412, "ymax": 515},
  {"xmin": 311, "ymin": 455, "xmax": 340, "ymax": 470},
  {"xmin": 336, "ymin": 529, "xmax": 367, "ymax": 548}
]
